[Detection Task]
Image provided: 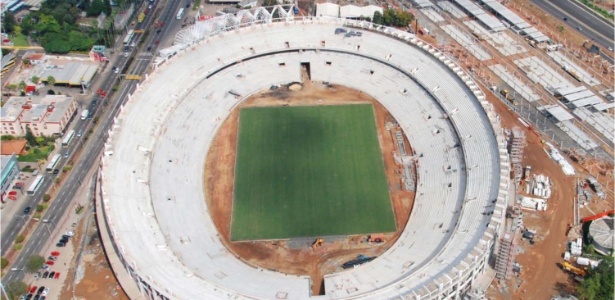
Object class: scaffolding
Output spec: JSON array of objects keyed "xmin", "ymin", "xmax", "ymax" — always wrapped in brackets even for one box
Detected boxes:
[
  {"xmin": 495, "ymin": 232, "xmax": 517, "ymax": 280},
  {"xmin": 509, "ymin": 128, "xmax": 526, "ymax": 184}
]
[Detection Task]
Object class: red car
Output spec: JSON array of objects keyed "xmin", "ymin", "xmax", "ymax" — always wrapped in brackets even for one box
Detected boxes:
[
  {"xmin": 29, "ymin": 286, "xmax": 37, "ymax": 294},
  {"xmin": 54, "ymin": 272, "xmax": 61, "ymax": 279},
  {"xmin": 45, "ymin": 260, "xmax": 54, "ymax": 266},
  {"xmin": 51, "ymin": 251, "xmax": 60, "ymax": 256}
]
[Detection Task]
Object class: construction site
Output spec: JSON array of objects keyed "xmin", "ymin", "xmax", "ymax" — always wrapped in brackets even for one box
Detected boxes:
[{"xmin": 63, "ymin": 0, "xmax": 613, "ymax": 299}]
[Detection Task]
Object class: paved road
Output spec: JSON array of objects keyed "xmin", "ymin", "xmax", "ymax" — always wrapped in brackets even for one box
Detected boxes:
[
  {"xmin": 1, "ymin": 0, "xmax": 183, "ymax": 287},
  {"xmin": 531, "ymin": 0, "xmax": 614, "ymax": 61}
]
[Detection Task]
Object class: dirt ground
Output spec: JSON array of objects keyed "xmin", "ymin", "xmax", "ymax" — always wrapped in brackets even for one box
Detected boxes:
[
  {"xmin": 480, "ymin": 82, "xmax": 613, "ymax": 299},
  {"xmin": 204, "ymin": 75, "xmax": 415, "ymax": 295},
  {"xmin": 57, "ymin": 214, "xmax": 128, "ymax": 300}
]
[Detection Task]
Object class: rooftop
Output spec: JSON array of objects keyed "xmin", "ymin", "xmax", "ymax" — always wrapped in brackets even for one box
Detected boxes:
[{"xmin": 0, "ymin": 139, "xmax": 27, "ymax": 155}]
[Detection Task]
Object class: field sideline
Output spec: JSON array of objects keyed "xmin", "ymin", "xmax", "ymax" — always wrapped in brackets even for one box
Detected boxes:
[{"xmin": 231, "ymin": 104, "xmax": 395, "ymax": 241}]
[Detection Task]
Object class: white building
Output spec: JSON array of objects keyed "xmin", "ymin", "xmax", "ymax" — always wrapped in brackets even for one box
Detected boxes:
[
  {"xmin": 0, "ymin": 95, "xmax": 77, "ymax": 137},
  {"xmin": 316, "ymin": 2, "xmax": 339, "ymax": 17}
]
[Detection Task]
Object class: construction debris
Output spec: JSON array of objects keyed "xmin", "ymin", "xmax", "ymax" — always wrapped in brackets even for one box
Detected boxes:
[{"xmin": 545, "ymin": 142, "xmax": 575, "ymax": 175}]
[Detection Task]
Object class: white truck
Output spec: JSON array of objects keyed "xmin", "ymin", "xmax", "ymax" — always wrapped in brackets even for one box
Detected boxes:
[{"xmin": 81, "ymin": 109, "xmax": 89, "ymax": 120}]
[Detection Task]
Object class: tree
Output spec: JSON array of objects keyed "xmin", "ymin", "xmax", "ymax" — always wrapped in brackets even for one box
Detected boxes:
[
  {"xmin": 372, "ymin": 11, "xmax": 383, "ymax": 25},
  {"xmin": 18, "ymin": 80, "xmax": 27, "ymax": 92},
  {"xmin": 1, "ymin": 257, "xmax": 8, "ymax": 269},
  {"xmin": 41, "ymin": 32, "xmax": 72, "ymax": 53},
  {"xmin": 15, "ymin": 234, "xmax": 25, "ymax": 243},
  {"xmin": 47, "ymin": 75, "xmax": 56, "ymax": 86},
  {"xmin": 31, "ymin": 76, "xmax": 40, "ymax": 84},
  {"xmin": 43, "ymin": 194, "xmax": 51, "ymax": 202},
  {"xmin": 6, "ymin": 281, "xmax": 27, "ymax": 299},
  {"xmin": 35, "ymin": 14, "xmax": 62, "ymax": 34},
  {"xmin": 62, "ymin": 164, "xmax": 73, "ymax": 172},
  {"xmin": 2, "ymin": 11, "xmax": 16, "ymax": 34},
  {"xmin": 25, "ymin": 255, "xmax": 45, "ymax": 273},
  {"xmin": 87, "ymin": 0, "xmax": 107, "ymax": 16},
  {"xmin": 20, "ymin": 15, "xmax": 35, "ymax": 35},
  {"xmin": 577, "ymin": 256, "xmax": 614, "ymax": 300},
  {"xmin": 25, "ymin": 126, "xmax": 37, "ymax": 147},
  {"xmin": 36, "ymin": 204, "xmax": 47, "ymax": 212},
  {"xmin": 7, "ymin": 83, "xmax": 18, "ymax": 91}
]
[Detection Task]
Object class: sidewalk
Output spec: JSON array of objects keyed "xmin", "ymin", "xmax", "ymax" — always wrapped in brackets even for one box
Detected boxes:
[{"xmin": 21, "ymin": 164, "xmax": 97, "ymax": 300}]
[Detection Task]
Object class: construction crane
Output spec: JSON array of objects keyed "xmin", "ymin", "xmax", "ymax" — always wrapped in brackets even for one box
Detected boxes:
[{"xmin": 561, "ymin": 261, "xmax": 587, "ymax": 277}]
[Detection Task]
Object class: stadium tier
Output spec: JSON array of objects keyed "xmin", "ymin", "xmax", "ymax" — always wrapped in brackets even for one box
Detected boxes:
[{"xmin": 98, "ymin": 8, "xmax": 509, "ymax": 300}]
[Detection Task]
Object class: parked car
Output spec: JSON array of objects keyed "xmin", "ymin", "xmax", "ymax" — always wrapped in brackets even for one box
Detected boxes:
[
  {"xmin": 42, "ymin": 271, "xmax": 49, "ymax": 279},
  {"xmin": 55, "ymin": 242, "xmax": 65, "ymax": 247},
  {"xmin": 64, "ymin": 231, "xmax": 74, "ymax": 237},
  {"xmin": 41, "ymin": 288, "xmax": 49, "ymax": 296},
  {"xmin": 49, "ymin": 271, "xmax": 55, "ymax": 278},
  {"xmin": 36, "ymin": 286, "xmax": 45, "ymax": 295},
  {"xmin": 54, "ymin": 272, "xmax": 60, "ymax": 279},
  {"xmin": 29, "ymin": 286, "xmax": 37, "ymax": 294}
]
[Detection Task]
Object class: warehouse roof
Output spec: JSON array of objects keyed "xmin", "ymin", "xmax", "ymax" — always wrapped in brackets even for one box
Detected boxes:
[{"xmin": 316, "ymin": 2, "xmax": 339, "ymax": 17}]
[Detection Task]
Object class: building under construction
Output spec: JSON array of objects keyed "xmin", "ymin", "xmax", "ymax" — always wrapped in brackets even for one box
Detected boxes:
[{"xmin": 509, "ymin": 128, "xmax": 525, "ymax": 185}]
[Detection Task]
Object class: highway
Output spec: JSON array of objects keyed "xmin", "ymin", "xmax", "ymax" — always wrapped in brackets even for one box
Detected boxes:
[
  {"xmin": 1, "ymin": 0, "xmax": 184, "ymax": 286},
  {"xmin": 530, "ymin": 0, "xmax": 614, "ymax": 61}
]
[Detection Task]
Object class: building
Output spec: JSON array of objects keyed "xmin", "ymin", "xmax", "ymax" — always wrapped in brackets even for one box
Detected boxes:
[
  {"xmin": 0, "ymin": 95, "xmax": 77, "ymax": 136},
  {"xmin": 316, "ymin": 3, "xmax": 383, "ymax": 19},
  {"xmin": 316, "ymin": 2, "xmax": 339, "ymax": 17},
  {"xmin": 0, "ymin": 139, "xmax": 27, "ymax": 156},
  {"xmin": 1, "ymin": 154, "xmax": 20, "ymax": 200}
]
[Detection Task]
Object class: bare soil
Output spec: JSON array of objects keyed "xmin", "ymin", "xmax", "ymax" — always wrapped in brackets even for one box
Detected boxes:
[
  {"xmin": 482, "ymin": 85, "xmax": 594, "ymax": 299},
  {"xmin": 204, "ymin": 78, "xmax": 415, "ymax": 295}
]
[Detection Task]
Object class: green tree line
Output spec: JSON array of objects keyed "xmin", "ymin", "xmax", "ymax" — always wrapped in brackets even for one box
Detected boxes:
[{"xmin": 1, "ymin": 0, "xmax": 135, "ymax": 53}]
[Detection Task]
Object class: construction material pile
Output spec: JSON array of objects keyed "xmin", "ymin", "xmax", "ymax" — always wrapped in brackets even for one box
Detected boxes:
[{"xmin": 545, "ymin": 142, "xmax": 575, "ymax": 175}]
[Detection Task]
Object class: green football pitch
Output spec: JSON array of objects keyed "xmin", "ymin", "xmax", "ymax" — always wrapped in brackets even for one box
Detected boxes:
[{"xmin": 231, "ymin": 104, "xmax": 396, "ymax": 241}]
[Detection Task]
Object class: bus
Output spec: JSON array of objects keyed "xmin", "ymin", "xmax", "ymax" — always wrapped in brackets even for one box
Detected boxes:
[
  {"xmin": 27, "ymin": 175, "xmax": 44, "ymax": 195},
  {"xmin": 45, "ymin": 154, "xmax": 61, "ymax": 173},
  {"xmin": 123, "ymin": 29, "xmax": 135, "ymax": 46},
  {"xmin": 176, "ymin": 8, "xmax": 185, "ymax": 20},
  {"xmin": 62, "ymin": 130, "xmax": 75, "ymax": 147}
]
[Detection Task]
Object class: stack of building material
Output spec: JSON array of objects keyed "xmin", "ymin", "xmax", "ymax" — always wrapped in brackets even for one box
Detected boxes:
[
  {"xmin": 569, "ymin": 238, "xmax": 583, "ymax": 256},
  {"xmin": 517, "ymin": 196, "xmax": 547, "ymax": 211},
  {"xmin": 525, "ymin": 174, "xmax": 552, "ymax": 199},
  {"xmin": 546, "ymin": 142, "xmax": 575, "ymax": 175}
]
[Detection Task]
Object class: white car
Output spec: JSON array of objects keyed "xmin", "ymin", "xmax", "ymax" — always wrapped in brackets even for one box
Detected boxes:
[
  {"xmin": 65, "ymin": 231, "xmax": 74, "ymax": 237},
  {"xmin": 42, "ymin": 288, "xmax": 49, "ymax": 296}
]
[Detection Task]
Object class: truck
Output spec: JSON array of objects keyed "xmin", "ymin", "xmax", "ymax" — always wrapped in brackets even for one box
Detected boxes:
[
  {"xmin": 81, "ymin": 109, "xmax": 89, "ymax": 120},
  {"xmin": 561, "ymin": 261, "xmax": 587, "ymax": 277},
  {"xmin": 500, "ymin": 89, "xmax": 518, "ymax": 106},
  {"xmin": 562, "ymin": 65, "xmax": 582, "ymax": 82}
]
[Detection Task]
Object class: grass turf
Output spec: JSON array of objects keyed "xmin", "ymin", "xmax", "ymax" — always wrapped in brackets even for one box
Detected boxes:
[{"xmin": 231, "ymin": 104, "xmax": 395, "ymax": 241}]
